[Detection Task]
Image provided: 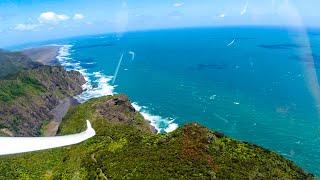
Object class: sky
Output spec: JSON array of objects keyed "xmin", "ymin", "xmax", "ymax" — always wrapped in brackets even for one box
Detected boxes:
[{"xmin": 0, "ymin": 0, "xmax": 319, "ymax": 48}]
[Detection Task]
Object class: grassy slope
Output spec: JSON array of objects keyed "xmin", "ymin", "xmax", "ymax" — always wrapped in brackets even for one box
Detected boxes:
[
  {"xmin": 0, "ymin": 74, "xmax": 45, "ymax": 102},
  {"xmin": 0, "ymin": 95, "xmax": 314, "ymax": 179}
]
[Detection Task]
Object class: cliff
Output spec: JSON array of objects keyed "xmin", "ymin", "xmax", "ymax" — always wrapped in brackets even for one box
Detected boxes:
[{"xmin": 0, "ymin": 64, "xmax": 85, "ymax": 136}]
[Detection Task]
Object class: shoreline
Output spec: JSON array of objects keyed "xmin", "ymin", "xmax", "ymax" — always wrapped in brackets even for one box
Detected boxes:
[
  {"xmin": 23, "ymin": 44, "xmax": 161, "ymax": 134},
  {"xmin": 2, "ymin": 44, "xmax": 315, "ymax": 177},
  {"xmin": 22, "ymin": 45, "xmax": 80, "ymax": 136},
  {"xmin": 55, "ymin": 45, "xmax": 176, "ymax": 133},
  {"xmin": 22, "ymin": 45, "xmax": 62, "ymax": 65}
]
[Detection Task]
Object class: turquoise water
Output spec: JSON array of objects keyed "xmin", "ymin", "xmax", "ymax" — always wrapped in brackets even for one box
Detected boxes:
[{"xmin": 55, "ymin": 27, "xmax": 320, "ymax": 175}]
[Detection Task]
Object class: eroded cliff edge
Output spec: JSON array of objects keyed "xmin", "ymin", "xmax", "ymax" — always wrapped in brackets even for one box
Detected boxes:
[{"xmin": 0, "ymin": 49, "xmax": 85, "ymax": 136}]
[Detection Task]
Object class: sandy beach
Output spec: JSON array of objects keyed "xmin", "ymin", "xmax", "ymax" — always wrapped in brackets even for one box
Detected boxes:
[{"xmin": 22, "ymin": 45, "xmax": 61, "ymax": 65}]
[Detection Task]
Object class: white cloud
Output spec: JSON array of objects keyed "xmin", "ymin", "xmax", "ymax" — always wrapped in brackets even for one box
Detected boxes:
[
  {"xmin": 73, "ymin": 13, "xmax": 85, "ymax": 20},
  {"xmin": 173, "ymin": 3, "xmax": 184, "ymax": 8},
  {"xmin": 38, "ymin": 12, "xmax": 69, "ymax": 23},
  {"xmin": 14, "ymin": 23, "xmax": 40, "ymax": 31},
  {"xmin": 13, "ymin": 11, "xmax": 84, "ymax": 32}
]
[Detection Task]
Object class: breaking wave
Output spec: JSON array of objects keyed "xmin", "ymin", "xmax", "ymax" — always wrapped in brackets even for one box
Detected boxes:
[{"xmin": 56, "ymin": 45, "xmax": 178, "ymax": 133}]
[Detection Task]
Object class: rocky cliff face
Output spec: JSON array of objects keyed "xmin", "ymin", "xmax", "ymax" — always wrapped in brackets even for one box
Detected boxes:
[
  {"xmin": 0, "ymin": 66, "xmax": 85, "ymax": 136},
  {"xmin": 94, "ymin": 94, "xmax": 156, "ymax": 133}
]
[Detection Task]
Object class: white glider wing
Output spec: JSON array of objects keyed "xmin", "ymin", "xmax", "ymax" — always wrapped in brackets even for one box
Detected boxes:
[{"xmin": 0, "ymin": 120, "xmax": 95, "ymax": 156}]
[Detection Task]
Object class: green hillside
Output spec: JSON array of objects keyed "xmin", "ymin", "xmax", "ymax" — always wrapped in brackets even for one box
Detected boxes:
[
  {"xmin": 0, "ymin": 50, "xmax": 40, "ymax": 78},
  {"xmin": 0, "ymin": 95, "xmax": 314, "ymax": 179}
]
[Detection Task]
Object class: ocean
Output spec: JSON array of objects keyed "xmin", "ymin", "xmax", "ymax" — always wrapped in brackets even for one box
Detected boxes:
[{"xmin": 54, "ymin": 27, "xmax": 320, "ymax": 175}]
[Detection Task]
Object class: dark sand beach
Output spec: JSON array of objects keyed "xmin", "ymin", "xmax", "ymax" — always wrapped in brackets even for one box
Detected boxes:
[
  {"xmin": 43, "ymin": 97, "xmax": 79, "ymax": 136},
  {"xmin": 22, "ymin": 45, "xmax": 61, "ymax": 65}
]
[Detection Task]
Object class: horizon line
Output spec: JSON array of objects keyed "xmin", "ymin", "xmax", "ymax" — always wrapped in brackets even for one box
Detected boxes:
[{"xmin": 4, "ymin": 24, "xmax": 320, "ymax": 50}]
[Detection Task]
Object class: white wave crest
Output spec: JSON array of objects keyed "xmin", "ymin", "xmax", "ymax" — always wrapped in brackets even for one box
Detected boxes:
[
  {"xmin": 75, "ymin": 72, "xmax": 114, "ymax": 103},
  {"xmin": 132, "ymin": 102, "xmax": 178, "ymax": 133}
]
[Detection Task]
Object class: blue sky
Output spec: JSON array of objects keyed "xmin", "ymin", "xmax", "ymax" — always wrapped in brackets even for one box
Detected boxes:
[{"xmin": 0, "ymin": 0, "xmax": 319, "ymax": 48}]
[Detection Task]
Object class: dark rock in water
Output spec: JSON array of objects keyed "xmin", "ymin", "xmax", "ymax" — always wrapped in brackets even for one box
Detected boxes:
[{"xmin": 91, "ymin": 83, "xmax": 99, "ymax": 88}]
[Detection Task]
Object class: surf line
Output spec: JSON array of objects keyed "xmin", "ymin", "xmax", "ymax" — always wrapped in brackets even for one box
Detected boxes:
[{"xmin": 0, "ymin": 120, "xmax": 95, "ymax": 156}]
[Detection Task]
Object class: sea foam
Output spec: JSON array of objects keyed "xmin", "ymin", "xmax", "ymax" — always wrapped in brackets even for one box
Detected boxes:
[
  {"xmin": 56, "ymin": 45, "xmax": 178, "ymax": 133},
  {"xmin": 131, "ymin": 103, "xmax": 178, "ymax": 133},
  {"xmin": 76, "ymin": 72, "xmax": 115, "ymax": 103}
]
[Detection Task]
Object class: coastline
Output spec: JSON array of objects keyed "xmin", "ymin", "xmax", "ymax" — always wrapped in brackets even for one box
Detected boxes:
[
  {"xmin": 55, "ymin": 45, "xmax": 177, "ymax": 133},
  {"xmin": 22, "ymin": 45, "xmax": 62, "ymax": 65},
  {"xmin": 24, "ymin": 44, "xmax": 160, "ymax": 134},
  {"xmin": 0, "ymin": 44, "xmax": 315, "ymax": 178},
  {"xmin": 22, "ymin": 45, "xmax": 81, "ymax": 136}
]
